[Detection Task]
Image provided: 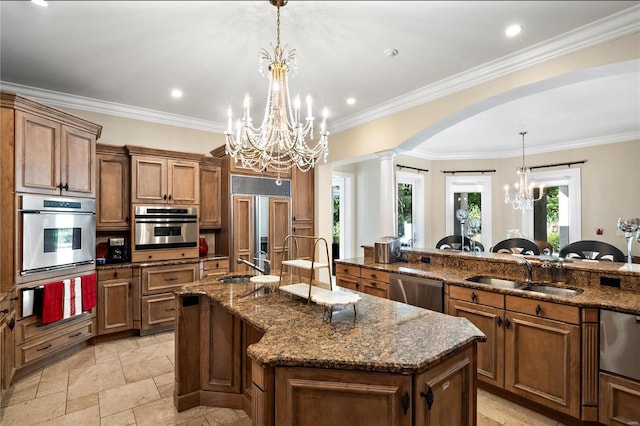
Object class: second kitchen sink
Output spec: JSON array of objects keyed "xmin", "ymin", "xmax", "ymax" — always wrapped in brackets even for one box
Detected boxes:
[{"xmin": 466, "ymin": 276, "xmax": 583, "ymax": 297}]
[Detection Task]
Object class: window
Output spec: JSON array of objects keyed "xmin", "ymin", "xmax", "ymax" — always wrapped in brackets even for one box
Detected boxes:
[
  {"xmin": 396, "ymin": 171, "xmax": 424, "ymax": 247},
  {"xmin": 446, "ymin": 176, "xmax": 493, "ymax": 249},
  {"xmin": 522, "ymin": 168, "xmax": 581, "ymax": 248}
]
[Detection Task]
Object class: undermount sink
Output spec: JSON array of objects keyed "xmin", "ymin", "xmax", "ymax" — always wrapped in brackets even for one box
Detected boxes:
[
  {"xmin": 519, "ymin": 285, "xmax": 583, "ymax": 297},
  {"xmin": 466, "ymin": 276, "xmax": 583, "ymax": 297},
  {"xmin": 218, "ymin": 275, "xmax": 253, "ymax": 284},
  {"xmin": 466, "ymin": 276, "xmax": 526, "ymax": 289}
]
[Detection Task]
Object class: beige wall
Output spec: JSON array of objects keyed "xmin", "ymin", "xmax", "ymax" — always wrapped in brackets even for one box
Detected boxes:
[{"xmin": 64, "ymin": 107, "xmax": 226, "ymax": 155}]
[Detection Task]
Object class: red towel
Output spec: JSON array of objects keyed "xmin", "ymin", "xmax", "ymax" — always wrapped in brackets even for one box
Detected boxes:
[
  {"xmin": 81, "ymin": 273, "xmax": 97, "ymax": 312},
  {"xmin": 42, "ymin": 281, "xmax": 64, "ymax": 325}
]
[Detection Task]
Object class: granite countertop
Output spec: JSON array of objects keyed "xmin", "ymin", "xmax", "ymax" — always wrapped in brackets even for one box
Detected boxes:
[
  {"xmin": 337, "ymin": 256, "xmax": 640, "ymax": 315},
  {"xmin": 97, "ymin": 254, "xmax": 229, "ymax": 271},
  {"xmin": 177, "ymin": 276, "xmax": 485, "ymax": 375}
]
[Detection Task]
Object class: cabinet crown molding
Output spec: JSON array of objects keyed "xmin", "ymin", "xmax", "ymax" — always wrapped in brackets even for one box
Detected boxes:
[{"xmin": 126, "ymin": 145, "xmax": 203, "ymax": 161}]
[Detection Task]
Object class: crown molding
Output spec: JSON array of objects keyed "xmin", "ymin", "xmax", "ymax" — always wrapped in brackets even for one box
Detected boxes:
[
  {"xmin": 332, "ymin": 5, "xmax": 640, "ymax": 133},
  {"xmin": 0, "ymin": 81, "xmax": 226, "ymax": 133},
  {"xmin": 409, "ymin": 131, "xmax": 640, "ymax": 161}
]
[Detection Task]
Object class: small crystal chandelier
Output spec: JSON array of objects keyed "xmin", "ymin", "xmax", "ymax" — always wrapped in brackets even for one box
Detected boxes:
[
  {"xmin": 224, "ymin": 0, "xmax": 329, "ymax": 179},
  {"xmin": 504, "ymin": 131, "xmax": 544, "ymax": 213}
]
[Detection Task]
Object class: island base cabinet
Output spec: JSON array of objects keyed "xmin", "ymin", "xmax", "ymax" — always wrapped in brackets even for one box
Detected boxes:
[
  {"xmin": 274, "ymin": 367, "xmax": 412, "ymax": 426},
  {"xmin": 599, "ymin": 372, "xmax": 640, "ymax": 425},
  {"xmin": 414, "ymin": 345, "xmax": 476, "ymax": 426}
]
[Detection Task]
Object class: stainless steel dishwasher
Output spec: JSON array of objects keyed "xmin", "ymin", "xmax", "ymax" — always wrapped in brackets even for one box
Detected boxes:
[
  {"xmin": 389, "ymin": 274, "xmax": 443, "ymax": 312},
  {"xmin": 600, "ymin": 309, "xmax": 640, "ymax": 381}
]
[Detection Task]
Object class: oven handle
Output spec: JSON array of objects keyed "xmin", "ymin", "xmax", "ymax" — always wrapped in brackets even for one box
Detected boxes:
[
  {"xmin": 135, "ymin": 219, "xmax": 197, "ymax": 224},
  {"xmin": 20, "ymin": 210, "xmax": 95, "ymax": 215},
  {"xmin": 20, "ymin": 260, "xmax": 94, "ymax": 276}
]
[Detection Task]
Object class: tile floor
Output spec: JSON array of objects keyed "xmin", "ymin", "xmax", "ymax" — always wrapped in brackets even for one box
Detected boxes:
[{"xmin": 0, "ymin": 331, "xmax": 564, "ymax": 425}]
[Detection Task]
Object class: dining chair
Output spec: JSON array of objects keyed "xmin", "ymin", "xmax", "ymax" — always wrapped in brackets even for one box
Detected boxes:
[
  {"xmin": 535, "ymin": 240, "xmax": 554, "ymax": 255},
  {"xmin": 491, "ymin": 238, "xmax": 540, "ymax": 255},
  {"xmin": 436, "ymin": 235, "xmax": 484, "ymax": 252},
  {"xmin": 559, "ymin": 240, "xmax": 625, "ymax": 262}
]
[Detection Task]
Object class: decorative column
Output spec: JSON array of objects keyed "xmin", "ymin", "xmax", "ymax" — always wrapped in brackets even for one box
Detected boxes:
[{"xmin": 377, "ymin": 150, "xmax": 397, "ymax": 237}]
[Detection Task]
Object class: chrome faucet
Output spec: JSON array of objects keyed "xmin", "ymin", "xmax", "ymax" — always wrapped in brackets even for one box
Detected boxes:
[
  {"xmin": 236, "ymin": 251, "xmax": 271, "ymax": 275},
  {"xmin": 517, "ymin": 257, "xmax": 533, "ymax": 283}
]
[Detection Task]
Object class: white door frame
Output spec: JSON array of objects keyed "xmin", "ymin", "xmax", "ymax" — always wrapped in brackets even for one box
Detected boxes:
[
  {"xmin": 332, "ymin": 172, "xmax": 355, "ymax": 259},
  {"xmin": 396, "ymin": 170, "xmax": 425, "ymax": 247}
]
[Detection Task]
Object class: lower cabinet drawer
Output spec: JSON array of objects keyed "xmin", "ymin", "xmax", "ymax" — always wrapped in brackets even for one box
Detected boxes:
[
  {"xmin": 203, "ymin": 269, "xmax": 229, "ymax": 279},
  {"xmin": 142, "ymin": 263, "xmax": 199, "ymax": 294},
  {"xmin": 17, "ymin": 317, "xmax": 95, "ymax": 367},
  {"xmin": 16, "ymin": 313, "xmax": 94, "ymax": 345},
  {"xmin": 336, "ymin": 274, "xmax": 360, "ymax": 292},
  {"xmin": 361, "ymin": 279, "xmax": 389, "ymax": 299},
  {"xmin": 141, "ymin": 293, "xmax": 176, "ymax": 331}
]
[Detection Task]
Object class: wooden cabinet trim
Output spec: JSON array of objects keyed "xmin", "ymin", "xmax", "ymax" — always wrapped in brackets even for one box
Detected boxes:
[
  {"xmin": 449, "ymin": 286, "xmax": 504, "ymax": 309},
  {"xmin": 505, "ymin": 295, "xmax": 580, "ymax": 325}
]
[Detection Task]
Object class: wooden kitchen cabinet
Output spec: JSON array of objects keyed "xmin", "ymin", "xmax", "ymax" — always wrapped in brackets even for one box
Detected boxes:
[
  {"xmin": 129, "ymin": 147, "xmax": 201, "ymax": 205},
  {"xmin": 599, "ymin": 372, "xmax": 640, "ymax": 425},
  {"xmin": 97, "ymin": 268, "xmax": 133, "ymax": 335},
  {"xmin": 275, "ymin": 366, "xmax": 412, "ymax": 426},
  {"xmin": 201, "ymin": 258, "xmax": 230, "ymax": 279},
  {"xmin": 96, "ymin": 144, "xmax": 130, "ymax": 229},
  {"xmin": 447, "ymin": 285, "xmax": 581, "ymax": 418},
  {"xmin": 14, "ymin": 105, "xmax": 100, "ymax": 198},
  {"xmin": 291, "ymin": 167, "xmax": 313, "ymax": 224},
  {"xmin": 414, "ymin": 345, "xmax": 476, "ymax": 426},
  {"xmin": 0, "ymin": 301, "xmax": 16, "ymax": 400},
  {"xmin": 199, "ymin": 159, "xmax": 222, "ymax": 229},
  {"xmin": 201, "ymin": 302, "xmax": 242, "ymax": 393},
  {"xmin": 448, "ymin": 296, "xmax": 504, "ymax": 388},
  {"xmin": 139, "ymin": 262, "xmax": 199, "ymax": 334},
  {"xmin": 360, "ymin": 267, "xmax": 390, "ymax": 299},
  {"xmin": 232, "ymin": 195, "xmax": 254, "ymax": 273},
  {"xmin": 269, "ymin": 197, "xmax": 290, "ymax": 272},
  {"xmin": 335, "ymin": 264, "xmax": 361, "ymax": 292}
]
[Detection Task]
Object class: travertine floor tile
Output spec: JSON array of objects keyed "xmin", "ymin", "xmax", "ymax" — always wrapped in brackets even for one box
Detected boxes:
[
  {"xmin": 11, "ymin": 369, "xmax": 42, "ymax": 392},
  {"xmin": 94, "ymin": 338, "xmax": 140, "ymax": 364},
  {"xmin": 99, "ymin": 408, "xmax": 137, "ymax": 426},
  {"xmin": 0, "ymin": 390, "xmax": 66, "ymax": 425},
  {"xmin": 67, "ymin": 360, "xmax": 126, "ymax": 400},
  {"xmin": 122, "ymin": 356, "xmax": 173, "ymax": 384},
  {"xmin": 1, "ymin": 382, "xmax": 38, "ymax": 407},
  {"xmin": 153, "ymin": 371, "xmax": 174, "ymax": 388},
  {"xmin": 36, "ymin": 371, "xmax": 68, "ymax": 398},
  {"xmin": 99, "ymin": 378, "xmax": 160, "ymax": 418},
  {"xmin": 133, "ymin": 396, "xmax": 220, "ymax": 426},
  {"xmin": 177, "ymin": 415, "xmax": 209, "ymax": 426},
  {"xmin": 33, "ymin": 405, "xmax": 100, "ymax": 426},
  {"xmin": 41, "ymin": 345, "xmax": 96, "ymax": 378},
  {"xmin": 478, "ymin": 412, "xmax": 503, "ymax": 426},
  {"xmin": 119, "ymin": 340, "xmax": 174, "ymax": 367},
  {"xmin": 157, "ymin": 382, "xmax": 174, "ymax": 399},
  {"xmin": 66, "ymin": 392, "xmax": 98, "ymax": 414},
  {"xmin": 477, "ymin": 389, "xmax": 561, "ymax": 426},
  {"xmin": 204, "ymin": 407, "xmax": 249, "ymax": 425}
]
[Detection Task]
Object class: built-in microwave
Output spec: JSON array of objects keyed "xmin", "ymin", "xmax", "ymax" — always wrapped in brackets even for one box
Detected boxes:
[
  {"xmin": 19, "ymin": 194, "xmax": 96, "ymax": 275},
  {"xmin": 133, "ymin": 205, "xmax": 198, "ymax": 250}
]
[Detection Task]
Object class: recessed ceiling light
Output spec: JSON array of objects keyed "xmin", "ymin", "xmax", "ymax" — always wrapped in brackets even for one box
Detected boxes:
[
  {"xmin": 171, "ymin": 89, "xmax": 183, "ymax": 98},
  {"xmin": 505, "ymin": 24, "xmax": 523, "ymax": 37},
  {"xmin": 31, "ymin": 0, "xmax": 48, "ymax": 6},
  {"xmin": 346, "ymin": 98, "xmax": 356, "ymax": 105}
]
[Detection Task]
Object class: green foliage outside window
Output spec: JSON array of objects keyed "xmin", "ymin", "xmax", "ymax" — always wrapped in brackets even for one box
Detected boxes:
[{"xmin": 397, "ymin": 183, "xmax": 413, "ymax": 237}]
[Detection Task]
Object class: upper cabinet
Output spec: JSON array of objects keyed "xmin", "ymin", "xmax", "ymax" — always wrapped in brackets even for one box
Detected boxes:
[
  {"xmin": 96, "ymin": 144, "xmax": 130, "ymax": 230},
  {"xmin": 8, "ymin": 95, "xmax": 101, "ymax": 198},
  {"xmin": 292, "ymin": 166, "xmax": 314, "ymax": 224},
  {"xmin": 200, "ymin": 158, "xmax": 222, "ymax": 229},
  {"xmin": 128, "ymin": 146, "xmax": 201, "ymax": 205}
]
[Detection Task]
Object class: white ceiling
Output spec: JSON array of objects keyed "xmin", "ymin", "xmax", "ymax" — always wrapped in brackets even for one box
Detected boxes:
[{"xmin": 1, "ymin": 1, "xmax": 639, "ymax": 159}]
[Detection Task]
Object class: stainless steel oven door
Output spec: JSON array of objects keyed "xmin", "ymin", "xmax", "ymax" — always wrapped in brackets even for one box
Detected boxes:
[
  {"xmin": 20, "ymin": 195, "xmax": 96, "ymax": 275},
  {"xmin": 134, "ymin": 206, "xmax": 198, "ymax": 250}
]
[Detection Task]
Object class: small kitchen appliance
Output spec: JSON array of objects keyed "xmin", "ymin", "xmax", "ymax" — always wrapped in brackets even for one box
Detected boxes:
[
  {"xmin": 374, "ymin": 236, "xmax": 401, "ymax": 264},
  {"xmin": 107, "ymin": 237, "xmax": 128, "ymax": 263}
]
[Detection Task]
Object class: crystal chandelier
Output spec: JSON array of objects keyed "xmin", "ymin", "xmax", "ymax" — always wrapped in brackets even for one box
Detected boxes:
[
  {"xmin": 504, "ymin": 131, "xmax": 544, "ymax": 213},
  {"xmin": 224, "ymin": 0, "xmax": 329, "ymax": 178}
]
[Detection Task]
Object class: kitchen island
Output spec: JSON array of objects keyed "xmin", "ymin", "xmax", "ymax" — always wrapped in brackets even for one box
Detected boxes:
[{"xmin": 173, "ymin": 276, "xmax": 485, "ymax": 426}]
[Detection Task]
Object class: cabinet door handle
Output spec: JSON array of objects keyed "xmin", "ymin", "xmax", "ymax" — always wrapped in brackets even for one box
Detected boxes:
[
  {"xmin": 63, "ymin": 183, "xmax": 69, "ymax": 191},
  {"xmin": 420, "ymin": 387, "xmax": 434, "ymax": 410},
  {"xmin": 165, "ymin": 277, "xmax": 178, "ymax": 282},
  {"xmin": 496, "ymin": 316, "xmax": 503, "ymax": 328},
  {"xmin": 113, "ymin": 271, "xmax": 118, "ymax": 279},
  {"xmin": 125, "ymin": 216, "xmax": 130, "ymax": 223},
  {"xmin": 37, "ymin": 344, "xmax": 52, "ymax": 351},
  {"xmin": 166, "ymin": 307, "xmax": 178, "ymax": 312},
  {"xmin": 535, "ymin": 304, "xmax": 542, "ymax": 316},
  {"xmin": 8, "ymin": 318, "xmax": 15, "ymax": 331},
  {"xmin": 505, "ymin": 317, "xmax": 511, "ymax": 329},
  {"xmin": 163, "ymin": 194, "xmax": 168, "ymax": 200},
  {"xmin": 0, "ymin": 309, "xmax": 8, "ymax": 314},
  {"xmin": 400, "ymin": 392, "xmax": 410, "ymax": 415},
  {"xmin": 471, "ymin": 292, "xmax": 477, "ymax": 302},
  {"xmin": 69, "ymin": 332, "xmax": 82, "ymax": 338},
  {"xmin": 168, "ymin": 194, "xmax": 172, "ymax": 201}
]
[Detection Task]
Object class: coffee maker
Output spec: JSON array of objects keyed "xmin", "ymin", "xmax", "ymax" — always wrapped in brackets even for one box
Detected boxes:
[{"xmin": 107, "ymin": 237, "xmax": 128, "ymax": 263}]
